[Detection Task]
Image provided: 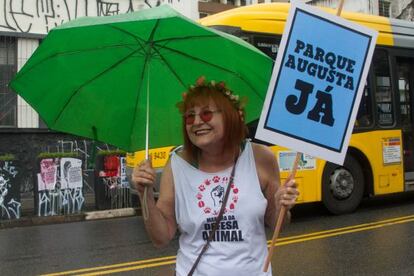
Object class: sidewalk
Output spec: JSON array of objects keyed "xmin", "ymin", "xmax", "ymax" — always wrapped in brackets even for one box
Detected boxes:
[{"xmin": 0, "ymin": 193, "xmax": 141, "ymax": 229}]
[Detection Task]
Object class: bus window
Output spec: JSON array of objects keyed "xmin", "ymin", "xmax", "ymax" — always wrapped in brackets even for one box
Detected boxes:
[
  {"xmin": 398, "ymin": 61, "xmax": 412, "ymax": 130},
  {"xmin": 355, "ymin": 80, "xmax": 373, "ymax": 128},
  {"xmin": 396, "ymin": 57, "xmax": 414, "ymax": 175},
  {"xmin": 374, "ymin": 49, "xmax": 394, "ymax": 126}
]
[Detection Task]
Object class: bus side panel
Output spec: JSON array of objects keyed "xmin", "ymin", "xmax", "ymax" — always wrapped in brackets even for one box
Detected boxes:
[
  {"xmin": 268, "ymin": 129, "xmax": 404, "ymax": 205},
  {"xmin": 126, "ymin": 146, "xmax": 175, "ymax": 169},
  {"xmin": 349, "ymin": 130, "xmax": 404, "ymax": 195},
  {"xmin": 268, "ymin": 146, "xmax": 324, "ymax": 204}
]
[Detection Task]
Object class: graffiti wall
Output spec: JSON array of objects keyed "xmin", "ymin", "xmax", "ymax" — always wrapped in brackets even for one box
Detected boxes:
[
  {"xmin": 0, "ymin": 0, "xmax": 195, "ymax": 35},
  {"xmin": 0, "ymin": 160, "xmax": 21, "ymax": 219},
  {"xmin": 36, "ymin": 157, "xmax": 84, "ymax": 216},
  {"xmin": 53, "ymin": 138, "xmax": 113, "ymax": 193},
  {"xmin": 97, "ymin": 155, "xmax": 131, "ymax": 210},
  {"xmin": 0, "ymin": 132, "xmax": 117, "ymax": 202}
]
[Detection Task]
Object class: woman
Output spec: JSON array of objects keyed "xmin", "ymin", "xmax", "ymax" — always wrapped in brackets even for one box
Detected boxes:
[{"xmin": 132, "ymin": 76, "xmax": 298, "ymax": 276}]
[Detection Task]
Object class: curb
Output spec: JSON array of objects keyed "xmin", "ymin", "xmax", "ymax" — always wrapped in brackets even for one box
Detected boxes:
[
  {"xmin": 0, "ymin": 213, "xmax": 85, "ymax": 229},
  {"xmin": 85, "ymin": 208, "xmax": 137, "ymax": 220},
  {"xmin": 0, "ymin": 208, "xmax": 141, "ymax": 229}
]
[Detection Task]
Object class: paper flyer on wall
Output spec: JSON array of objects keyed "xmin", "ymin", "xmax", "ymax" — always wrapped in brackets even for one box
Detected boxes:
[
  {"xmin": 60, "ymin": 158, "xmax": 83, "ymax": 189},
  {"xmin": 38, "ymin": 158, "xmax": 57, "ymax": 191}
]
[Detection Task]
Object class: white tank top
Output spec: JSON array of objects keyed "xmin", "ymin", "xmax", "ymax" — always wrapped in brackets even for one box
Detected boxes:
[{"xmin": 171, "ymin": 141, "xmax": 272, "ymax": 276}]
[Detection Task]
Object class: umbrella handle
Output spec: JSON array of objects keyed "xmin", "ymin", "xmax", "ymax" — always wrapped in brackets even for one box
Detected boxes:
[
  {"xmin": 142, "ymin": 186, "xmax": 149, "ymax": 220},
  {"xmin": 142, "ymin": 148, "xmax": 150, "ymax": 221}
]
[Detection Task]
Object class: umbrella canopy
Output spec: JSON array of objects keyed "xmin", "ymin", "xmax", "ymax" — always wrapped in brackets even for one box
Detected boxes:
[{"xmin": 10, "ymin": 5, "xmax": 273, "ymax": 152}]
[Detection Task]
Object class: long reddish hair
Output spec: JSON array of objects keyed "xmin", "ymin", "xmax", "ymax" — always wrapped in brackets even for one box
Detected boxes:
[{"xmin": 178, "ymin": 84, "xmax": 248, "ymax": 163}]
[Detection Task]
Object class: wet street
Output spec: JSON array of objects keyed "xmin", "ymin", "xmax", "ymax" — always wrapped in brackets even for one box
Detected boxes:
[{"xmin": 2, "ymin": 192, "xmax": 414, "ymax": 276}]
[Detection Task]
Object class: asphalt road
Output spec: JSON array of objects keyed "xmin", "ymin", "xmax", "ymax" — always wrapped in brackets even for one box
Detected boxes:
[{"xmin": 2, "ymin": 192, "xmax": 414, "ymax": 276}]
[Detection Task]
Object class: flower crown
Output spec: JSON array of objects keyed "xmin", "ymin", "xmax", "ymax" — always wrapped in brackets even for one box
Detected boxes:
[{"xmin": 181, "ymin": 76, "xmax": 246, "ymax": 111}]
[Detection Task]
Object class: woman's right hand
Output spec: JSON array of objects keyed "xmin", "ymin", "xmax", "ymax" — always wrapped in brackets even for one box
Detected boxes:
[{"xmin": 131, "ymin": 158, "xmax": 156, "ymax": 196}]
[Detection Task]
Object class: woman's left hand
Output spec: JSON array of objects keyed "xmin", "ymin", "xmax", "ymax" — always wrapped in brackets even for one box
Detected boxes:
[{"xmin": 275, "ymin": 178, "xmax": 299, "ymax": 211}]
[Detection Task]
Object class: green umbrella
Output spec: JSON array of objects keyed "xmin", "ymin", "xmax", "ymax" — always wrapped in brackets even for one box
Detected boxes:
[{"xmin": 9, "ymin": 5, "xmax": 273, "ymax": 153}]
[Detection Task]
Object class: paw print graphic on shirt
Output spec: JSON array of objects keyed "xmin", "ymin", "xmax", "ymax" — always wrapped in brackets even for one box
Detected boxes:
[{"xmin": 196, "ymin": 175, "xmax": 240, "ymax": 214}]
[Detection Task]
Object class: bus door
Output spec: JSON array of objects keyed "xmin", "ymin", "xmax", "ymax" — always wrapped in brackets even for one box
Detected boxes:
[{"xmin": 396, "ymin": 57, "xmax": 414, "ymax": 187}]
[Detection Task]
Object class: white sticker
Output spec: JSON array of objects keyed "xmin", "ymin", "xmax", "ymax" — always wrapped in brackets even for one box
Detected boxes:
[
  {"xmin": 278, "ymin": 151, "xmax": 316, "ymax": 172},
  {"xmin": 382, "ymin": 137, "xmax": 401, "ymax": 164}
]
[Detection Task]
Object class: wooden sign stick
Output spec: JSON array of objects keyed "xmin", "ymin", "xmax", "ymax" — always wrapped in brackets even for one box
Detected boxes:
[
  {"xmin": 336, "ymin": 0, "xmax": 345, "ymax": 16},
  {"xmin": 263, "ymin": 0, "xmax": 347, "ymax": 272},
  {"xmin": 263, "ymin": 152, "xmax": 302, "ymax": 272}
]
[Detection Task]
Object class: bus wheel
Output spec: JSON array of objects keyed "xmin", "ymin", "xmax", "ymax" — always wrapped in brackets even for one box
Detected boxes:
[{"xmin": 322, "ymin": 155, "xmax": 364, "ymax": 215}]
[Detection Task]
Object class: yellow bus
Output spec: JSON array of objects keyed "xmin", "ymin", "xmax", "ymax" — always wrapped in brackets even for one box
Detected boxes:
[{"xmin": 127, "ymin": 3, "xmax": 414, "ymax": 214}]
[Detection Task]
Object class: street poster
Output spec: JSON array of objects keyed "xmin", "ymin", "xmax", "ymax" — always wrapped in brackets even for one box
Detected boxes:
[
  {"xmin": 255, "ymin": 1, "xmax": 378, "ymax": 165},
  {"xmin": 38, "ymin": 158, "xmax": 57, "ymax": 191},
  {"xmin": 120, "ymin": 157, "xmax": 129, "ymax": 188},
  {"xmin": 60, "ymin": 158, "xmax": 83, "ymax": 189},
  {"xmin": 99, "ymin": 155, "xmax": 120, "ymax": 178}
]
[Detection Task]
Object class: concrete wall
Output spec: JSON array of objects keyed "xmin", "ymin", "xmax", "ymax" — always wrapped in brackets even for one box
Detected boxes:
[
  {"xmin": 308, "ymin": 0, "xmax": 373, "ymax": 14},
  {"xmin": 0, "ymin": 160, "xmax": 21, "ymax": 219},
  {"xmin": 17, "ymin": 38, "xmax": 39, "ymax": 128},
  {"xmin": 393, "ymin": 0, "xmax": 414, "ymax": 20},
  {"xmin": 0, "ymin": 0, "xmax": 199, "ymax": 36}
]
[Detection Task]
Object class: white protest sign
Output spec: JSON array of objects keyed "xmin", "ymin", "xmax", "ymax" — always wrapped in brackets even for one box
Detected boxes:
[{"xmin": 255, "ymin": 1, "xmax": 378, "ymax": 165}]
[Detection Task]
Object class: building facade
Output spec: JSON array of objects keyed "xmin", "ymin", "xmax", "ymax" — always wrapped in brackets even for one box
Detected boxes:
[
  {"xmin": 198, "ymin": 0, "xmax": 414, "ymax": 19},
  {"xmin": 0, "ymin": 0, "xmax": 198, "ymax": 130},
  {"xmin": 0, "ymin": 0, "xmax": 198, "ymax": 204},
  {"xmin": 198, "ymin": 0, "xmax": 290, "ymax": 18},
  {"xmin": 306, "ymin": 0, "xmax": 414, "ymax": 20}
]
